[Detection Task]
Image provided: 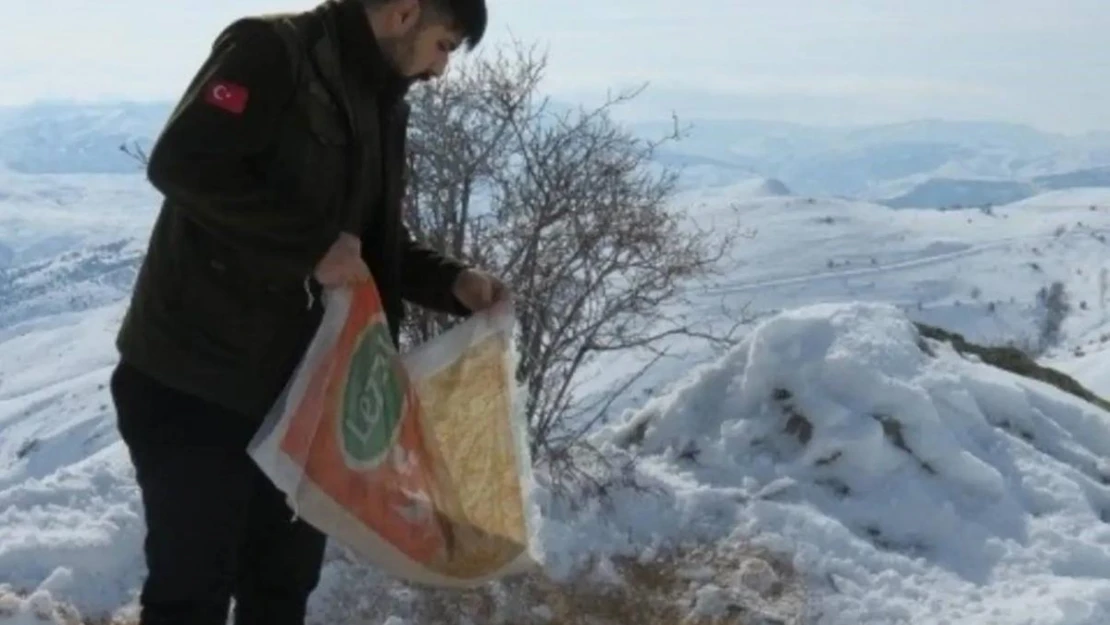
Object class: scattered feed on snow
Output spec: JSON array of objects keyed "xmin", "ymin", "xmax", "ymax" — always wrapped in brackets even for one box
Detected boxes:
[
  {"xmin": 0, "ymin": 585, "xmax": 83, "ymax": 625},
  {"xmin": 309, "ymin": 541, "xmax": 806, "ymax": 625}
]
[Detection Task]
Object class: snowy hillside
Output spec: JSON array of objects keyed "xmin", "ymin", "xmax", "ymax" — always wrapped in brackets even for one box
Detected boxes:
[
  {"xmin": 4, "ymin": 170, "xmax": 1110, "ymax": 622},
  {"xmin": 682, "ymin": 184, "xmax": 1110, "ymax": 350},
  {"xmin": 879, "ymin": 167, "xmax": 1110, "ymax": 210},
  {"xmin": 0, "ymin": 171, "xmax": 157, "ymax": 266},
  {"xmin": 5, "ymin": 301, "xmax": 1110, "ymax": 623},
  {"xmin": 0, "ymin": 103, "xmax": 166, "ymax": 175},
  {"xmin": 883, "ymin": 178, "xmax": 1037, "ymax": 209},
  {"xmin": 0, "ymin": 172, "xmax": 156, "ymax": 332},
  {"xmin": 0, "ymin": 304, "xmax": 141, "ymax": 618}
]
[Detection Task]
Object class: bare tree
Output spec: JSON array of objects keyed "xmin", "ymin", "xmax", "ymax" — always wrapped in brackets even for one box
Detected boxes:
[
  {"xmin": 402, "ymin": 43, "xmax": 544, "ymax": 344},
  {"xmin": 119, "ymin": 141, "xmax": 149, "ymax": 166},
  {"xmin": 403, "ymin": 41, "xmax": 750, "ymax": 463},
  {"xmin": 1035, "ymin": 281, "xmax": 1070, "ymax": 354}
]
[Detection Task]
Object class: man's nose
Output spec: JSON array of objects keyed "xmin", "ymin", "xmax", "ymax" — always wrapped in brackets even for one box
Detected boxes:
[{"xmin": 430, "ymin": 54, "xmax": 449, "ymax": 78}]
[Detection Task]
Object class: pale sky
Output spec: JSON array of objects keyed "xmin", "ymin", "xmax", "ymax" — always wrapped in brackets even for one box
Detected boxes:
[{"xmin": 2, "ymin": 0, "xmax": 1108, "ymax": 133}]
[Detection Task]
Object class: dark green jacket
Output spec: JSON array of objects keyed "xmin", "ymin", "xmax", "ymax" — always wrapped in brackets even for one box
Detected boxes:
[{"xmin": 117, "ymin": 0, "xmax": 470, "ymax": 418}]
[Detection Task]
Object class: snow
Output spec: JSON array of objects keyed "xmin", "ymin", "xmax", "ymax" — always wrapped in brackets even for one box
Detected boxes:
[
  {"xmin": 569, "ymin": 185, "xmax": 1110, "ymax": 420},
  {"xmin": 0, "ymin": 303, "xmax": 144, "ymax": 620},
  {"xmin": 698, "ymin": 177, "xmax": 793, "ymax": 198},
  {"xmin": 0, "ymin": 170, "xmax": 157, "ymax": 267},
  {"xmin": 4, "ymin": 168, "xmax": 1110, "ymax": 623},
  {"xmin": 1056, "ymin": 350, "xmax": 1110, "ymax": 398},
  {"xmin": 13, "ymin": 300, "xmax": 1110, "ymax": 623},
  {"xmin": 582, "ymin": 302, "xmax": 1110, "ymax": 624},
  {"xmin": 0, "ymin": 586, "xmax": 83, "ymax": 625},
  {"xmin": 1006, "ymin": 187, "xmax": 1110, "ymax": 210}
]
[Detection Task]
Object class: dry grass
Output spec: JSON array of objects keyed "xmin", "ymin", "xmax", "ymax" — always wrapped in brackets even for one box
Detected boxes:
[
  {"xmin": 501, "ymin": 546, "xmax": 806, "ymax": 625},
  {"xmin": 63, "ymin": 542, "xmax": 809, "ymax": 625},
  {"xmin": 0, "ymin": 586, "xmax": 85, "ymax": 625},
  {"xmin": 311, "ymin": 540, "xmax": 809, "ymax": 625}
]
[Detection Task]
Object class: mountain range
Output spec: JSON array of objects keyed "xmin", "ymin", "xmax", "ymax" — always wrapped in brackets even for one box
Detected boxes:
[
  {"xmin": 5, "ymin": 101, "xmax": 1110, "ymax": 210},
  {"xmin": 635, "ymin": 117, "xmax": 1110, "ymax": 206}
]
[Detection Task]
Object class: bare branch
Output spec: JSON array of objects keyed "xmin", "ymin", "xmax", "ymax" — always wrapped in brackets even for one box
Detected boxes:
[
  {"xmin": 400, "ymin": 38, "xmax": 755, "ymax": 467},
  {"xmin": 119, "ymin": 141, "xmax": 148, "ymax": 167}
]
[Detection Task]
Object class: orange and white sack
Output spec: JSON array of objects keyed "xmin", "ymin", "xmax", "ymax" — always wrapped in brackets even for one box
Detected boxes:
[{"xmin": 247, "ymin": 279, "xmax": 537, "ymax": 587}]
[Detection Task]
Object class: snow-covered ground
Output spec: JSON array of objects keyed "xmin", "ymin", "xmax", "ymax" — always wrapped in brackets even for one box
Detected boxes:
[
  {"xmin": 682, "ymin": 183, "xmax": 1110, "ymax": 341},
  {"xmin": 594, "ymin": 302, "xmax": 1110, "ymax": 624},
  {"xmin": 3, "ymin": 174, "xmax": 1110, "ymax": 623},
  {"xmin": 570, "ymin": 182, "xmax": 1110, "ymax": 418},
  {"xmin": 0, "ymin": 170, "xmax": 158, "ymax": 265}
]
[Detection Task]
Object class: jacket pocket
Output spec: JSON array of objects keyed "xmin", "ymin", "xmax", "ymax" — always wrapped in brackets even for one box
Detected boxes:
[
  {"xmin": 267, "ymin": 81, "xmax": 350, "ymax": 236},
  {"xmin": 172, "ymin": 226, "xmax": 261, "ymax": 365},
  {"xmin": 305, "ymin": 81, "xmax": 349, "ymax": 146}
]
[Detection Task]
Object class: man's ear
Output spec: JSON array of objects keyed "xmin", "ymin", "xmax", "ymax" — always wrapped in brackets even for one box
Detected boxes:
[{"xmin": 391, "ymin": 0, "xmax": 422, "ymax": 31}]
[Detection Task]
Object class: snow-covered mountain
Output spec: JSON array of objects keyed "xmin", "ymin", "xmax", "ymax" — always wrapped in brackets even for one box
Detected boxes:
[
  {"xmin": 880, "ymin": 167, "xmax": 1110, "ymax": 210},
  {"xmin": 688, "ymin": 183, "xmax": 1110, "ymax": 352},
  {"xmin": 3, "ymin": 169, "xmax": 1110, "ymax": 622},
  {"xmin": 8, "ymin": 100, "xmax": 1110, "ymax": 207},
  {"xmin": 882, "ymin": 178, "xmax": 1034, "ymax": 209},
  {"xmin": 638, "ymin": 117, "xmax": 1110, "ymax": 203},
  {"xmin": 0, "ymin": 102, "xmax": 166, "ymax": 175}
]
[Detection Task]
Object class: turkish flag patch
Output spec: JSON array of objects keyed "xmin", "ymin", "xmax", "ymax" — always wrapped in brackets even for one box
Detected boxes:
[{"xmin": 203, "ymin": 80, "xmax": 249, "ymax": 114}]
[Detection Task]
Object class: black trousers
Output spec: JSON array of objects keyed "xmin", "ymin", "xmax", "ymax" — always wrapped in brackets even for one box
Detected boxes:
[{"xmin": 110, "ymin": 361, "xmax": 327, "ymax": 625}]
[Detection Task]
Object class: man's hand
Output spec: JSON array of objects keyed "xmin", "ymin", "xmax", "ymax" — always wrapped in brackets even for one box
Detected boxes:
[
  {"xmin": 314, "ymin": 232, "xmax": 371, "ymax": 287},
  {"xmin": 452, "ymin": 268, "xmax": 509, "ymax": 312}
]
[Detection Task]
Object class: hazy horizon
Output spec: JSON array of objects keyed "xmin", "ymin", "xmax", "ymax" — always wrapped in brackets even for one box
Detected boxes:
[
  {"xmin": 6, "ymin": 98, "xmax": 1110, "ymax": 140},
  {"xmin": 3, "ymin": 0, "xmax": 1109, "ymax": 133}
]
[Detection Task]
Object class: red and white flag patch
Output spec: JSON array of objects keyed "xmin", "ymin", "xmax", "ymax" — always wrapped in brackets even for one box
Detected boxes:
[{"xmin": 203, "ymin": 80, "xmax": 249, "ymax": 114}]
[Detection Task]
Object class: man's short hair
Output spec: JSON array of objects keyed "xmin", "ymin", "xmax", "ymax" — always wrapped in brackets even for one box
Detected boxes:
[{"xmin": 365, "ymin": 0, "xmax": 487, "ymax": 49}]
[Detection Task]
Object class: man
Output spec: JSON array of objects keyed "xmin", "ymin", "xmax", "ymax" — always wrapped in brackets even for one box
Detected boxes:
[{"xmin": 108, "ymin": 1, "xmax": 504, "ymax": 623}]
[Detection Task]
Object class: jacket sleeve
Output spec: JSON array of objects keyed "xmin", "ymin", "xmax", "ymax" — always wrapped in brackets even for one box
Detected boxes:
[
  {"xmin": 398, "ymin": 223, "xmax": 472, "ymax": 316},
  {"xmin": 145, "ymin": 18, "xmax": 336, "ymax": 282}
]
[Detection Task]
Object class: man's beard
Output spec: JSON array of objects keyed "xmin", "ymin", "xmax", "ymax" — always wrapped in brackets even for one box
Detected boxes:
[{"xmin": 380, "ymin": 31, "xmax": 432, "ymax": 83}]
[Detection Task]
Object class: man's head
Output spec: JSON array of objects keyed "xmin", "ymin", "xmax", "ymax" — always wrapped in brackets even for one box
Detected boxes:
[{"xmin": 363, "ymin": 0, "xmax": 487, "ymax": 82}]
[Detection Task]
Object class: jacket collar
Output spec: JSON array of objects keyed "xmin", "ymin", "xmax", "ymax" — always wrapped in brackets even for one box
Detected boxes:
[{"xmin": 332, "ymin": 0, "xmax": 411, "ymax": 103}]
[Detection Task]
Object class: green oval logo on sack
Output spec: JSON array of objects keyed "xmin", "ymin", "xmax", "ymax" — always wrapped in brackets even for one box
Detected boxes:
[{"xmin": 339, "ymin": 323, "xmax": 406, "ymax": 470}]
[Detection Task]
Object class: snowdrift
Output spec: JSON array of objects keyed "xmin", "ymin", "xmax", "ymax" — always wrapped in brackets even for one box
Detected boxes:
[
  {"xmin": 582, "ymin": 302, "xmax": 1110, "ymax": 624},
  {"xmin": 5, "ymin": 302, "xmax": 1110, "ymax": 624}
]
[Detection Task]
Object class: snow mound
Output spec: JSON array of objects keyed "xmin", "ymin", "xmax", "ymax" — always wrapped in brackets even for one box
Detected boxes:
[
  {"xmin": 0, "ymin": 302, "xmax": 143, "ymax": 620},
  {"xmin": 581, "ymin": 302, "xmax": 1110, "ymax": 624},
  {"xmin": 0, "ymin": 585, "xmax": 82, "ymax": 625},
  {"xmin": 0, "ymin": 445, "xmax": 144, "ymax": 620}
]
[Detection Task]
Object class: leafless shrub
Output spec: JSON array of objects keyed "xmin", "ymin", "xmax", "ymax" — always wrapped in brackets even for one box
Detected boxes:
[{"xmin": 402, "ymin": 41, "xmax": 751, "ymax": 467}]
